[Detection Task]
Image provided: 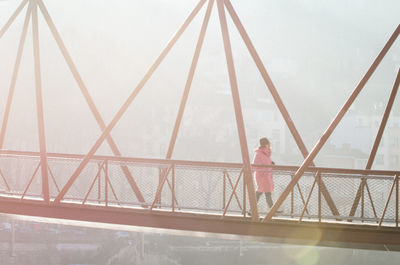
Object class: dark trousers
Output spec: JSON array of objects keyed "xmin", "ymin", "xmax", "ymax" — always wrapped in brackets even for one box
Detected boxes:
[{"xmin": 256, "ymin": 192, "xmax": 273, "ymax": 208}]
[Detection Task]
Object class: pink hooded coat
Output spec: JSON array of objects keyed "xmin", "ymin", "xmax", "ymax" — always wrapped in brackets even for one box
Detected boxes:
[{"xmin": 252, "ymin": 147, "xmax": 274, "ymax": 192}]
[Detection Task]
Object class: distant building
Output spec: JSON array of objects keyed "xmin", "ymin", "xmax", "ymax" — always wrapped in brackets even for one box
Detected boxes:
[{"xmin": 327, "ymin": 108, "xmax": 400, "ymax": 170}]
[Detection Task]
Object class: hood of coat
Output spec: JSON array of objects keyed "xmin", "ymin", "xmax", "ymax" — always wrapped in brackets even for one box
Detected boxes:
[{"xmin": 256, "ymin": 146, "xmax": 271, "ymax": 157}]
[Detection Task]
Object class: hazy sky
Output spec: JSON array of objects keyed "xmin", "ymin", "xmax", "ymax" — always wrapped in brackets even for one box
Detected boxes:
[{"xmin": 0, "ymin": 0, "xmax": 399, "ymax": 163}]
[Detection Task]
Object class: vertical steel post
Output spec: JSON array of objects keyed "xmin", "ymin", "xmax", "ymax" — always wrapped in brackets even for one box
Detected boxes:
[
  {"xmin": 98, "ymin": 164, "xmax": 101, "ymax": 204},
  {"xmin": 32, "ymin": 1, "xmax": 50, "ymax": 203},
  {"xmin": 54, "ymin": 0, "xmax": 207, "ymax": 203},
  {"xmin": 361, "ymin": 178, "xmax": 365, "ymax": 222},
  {"xmin": 216, "ymin": 0, "xmax": 258, "ymax": 220},
  {"xmin": 318, "ymin": 173, "xmax": 321, "ymax": 223},
  {"xmin": 291, "ymin": 175, "xmax": 294, "ymax": 216},
  {"xmin": 243, "ymin": 170, "xmax": 246, "ymax": 217},
  {"xmin": 0, "ymin": 0, "xmax": 28, "ymax": 39},
  {"xmin": 223, "ymin": 0, "xmax": 339, "ymax": 217},
  {"xmin": 0, "ymin": 3, "xmax": 32, "ymax": 148},
  {"xmin": 36, "ymin": 0, "xmax": 145, "ymax": 204},
  {"xmin": 265, "ymin": 25, "xmax": 400, "ymax": 221},
  {"xmin": 172, "ymin": 165, "xmax": 175, "ymax": 212},
  {"xmin": 349, "ymin": 67, "xmax": 400, "ymax": 218},
  {"xmin": 105, "ymin": 160, "xmax": 109, "ymax": 207},
  {"xmin": 157, "ymin": 168, "xmax": 163, "ymax": 207},
  {"xmin": 396, "ymin": 175, "xmax": 399, "ymax": 228},
  {"xmin": 223, "ymin": 171, "xmax": 226, "ymax": 209}
]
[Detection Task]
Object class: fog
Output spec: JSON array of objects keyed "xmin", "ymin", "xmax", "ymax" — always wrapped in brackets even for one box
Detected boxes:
[{"xmin": 0, "ymin": 0, "xmax": 399, "ymax": 168}]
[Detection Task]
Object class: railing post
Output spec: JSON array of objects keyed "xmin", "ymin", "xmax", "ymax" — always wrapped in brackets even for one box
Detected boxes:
[
  {"xmin": 98, "ymin": 163, "xmax": 102, "ymax": 204},
  {"xmin": 223, "ymin": 171, "xmax": 226, "ymax": 210},
  {"xmin": 318, "ymin": 173, "xmax": 321, "ymax": 223},
  {"xmin": 291, "ymin": 175, "xmax": 294, "ymax": 217},
  {"xmin": 172, "ymin": 164, "xmax": 175, "ymax": 212},
  {"xmin": 105, "ymin": 160, "xmax": 109, "ymax": 207},
  {"xmin": 361, "ymin": 177, "xmax": 365, "ymax": 223},
  {"xmin": 396, "ymin": 174, "xmax": 399, "ymax": 228},
  {"xmin": 243, "ymin": 170, "xmax": 246, "ymax": 217}
]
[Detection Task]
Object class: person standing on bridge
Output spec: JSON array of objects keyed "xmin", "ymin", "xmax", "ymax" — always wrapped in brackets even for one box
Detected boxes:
[{"xmin": 251, "ymin": 137, "xmax": 281, "ymax": 214}]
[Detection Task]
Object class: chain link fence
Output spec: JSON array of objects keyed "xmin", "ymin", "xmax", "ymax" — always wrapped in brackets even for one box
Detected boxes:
[{"xmin": 0, "ymin": 153, "xmax": 399, "ymax": 226}]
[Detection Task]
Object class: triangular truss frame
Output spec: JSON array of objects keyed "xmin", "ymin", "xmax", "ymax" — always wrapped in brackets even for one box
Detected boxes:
[{"xmin": 0, "ymin": 0, "xmax": 145, "ymax": 203}]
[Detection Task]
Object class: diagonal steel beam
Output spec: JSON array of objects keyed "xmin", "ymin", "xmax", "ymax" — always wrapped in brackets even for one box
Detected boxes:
[
  {"xmin": 166, "ymin": 0, "xmax": 214, "ymax": 159},
  {"xmin": 349, "ymin": 67, "xmax": 400, "ymax": 219},
  {"xmin": 0, "ymin": 0, "xmax": 28, "ymax": 39},
  {"xmin": 264, "ymin": 24, "xmax": 400, "ymax": 221},
  {"xmin": 37, "ymin": 0, "xmax": 145, "ymax": 203},
  {"xmin": 54, "ymin": 0, "xmax": 208, "ymax": 203},
  {"xmin": 216, "ymin": 0, "xmax": 258, "ymax": 220},
  {"xmin": 32, "ymin": 2, "xmax": 50, "ymax": 203},
  {"xmin": 0, "ymin": 3, "xmax": 32, "ymax": 148},
  {"xmin": 153, "ymin": 0, "xmax": 215, "ymax": 209},
  {"xmin": 0, "ymin": 169, "xmax": 11, "ymax": 191},
  {"xmin": 224, "ymin": 0, "xmax": 339, "ymax": 217}
]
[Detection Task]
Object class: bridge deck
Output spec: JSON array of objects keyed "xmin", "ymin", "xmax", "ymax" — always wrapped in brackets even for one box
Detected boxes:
[{"xmin": 0, "ymin": 195, "xmax": 399, "ymax": 251}]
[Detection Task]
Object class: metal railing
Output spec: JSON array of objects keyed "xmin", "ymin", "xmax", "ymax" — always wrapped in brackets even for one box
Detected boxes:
[{"xmin": 0, "ymin": 150, "xmax": 399, "ymax": 227}]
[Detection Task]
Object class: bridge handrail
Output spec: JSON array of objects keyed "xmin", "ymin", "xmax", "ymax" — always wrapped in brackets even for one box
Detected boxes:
[{"xmin": 0, "ymin": 149, "xmax": 399, "ymax": 177}]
